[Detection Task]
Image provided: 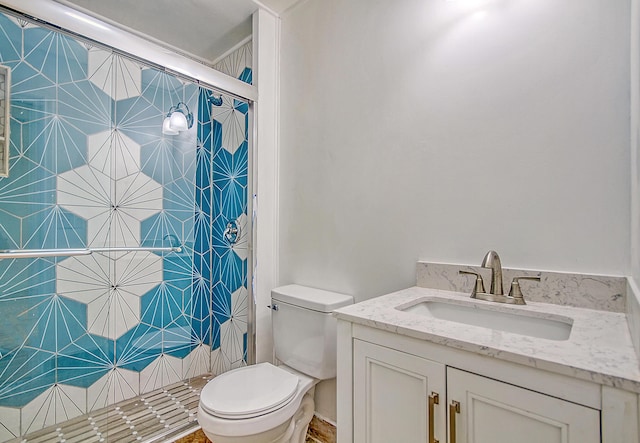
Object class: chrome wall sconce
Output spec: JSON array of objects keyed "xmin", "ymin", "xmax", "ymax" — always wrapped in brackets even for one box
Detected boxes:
[{"xmin": 162, "ymin": 102, "xmax": 193, "ymax": 135}]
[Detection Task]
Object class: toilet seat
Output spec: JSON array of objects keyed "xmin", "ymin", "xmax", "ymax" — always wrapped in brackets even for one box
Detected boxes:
[
  {"xmin": 200, "ymin": 363, "xmax": 299, "ymax": 419},
  {"xmin": 198, "ymin": 364, "xmax": 317, "ymax": 439}
]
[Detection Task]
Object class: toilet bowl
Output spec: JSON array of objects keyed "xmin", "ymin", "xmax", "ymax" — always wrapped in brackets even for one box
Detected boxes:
[
  {"xmin": 198, "ymin": 285, "xmax": 353, "ymax": 443},
  {"xmin": 197, "ymin": 363, "xmax": 316, "ymax": 443}
]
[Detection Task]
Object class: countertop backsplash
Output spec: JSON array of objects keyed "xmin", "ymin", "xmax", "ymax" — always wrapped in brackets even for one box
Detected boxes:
[{"xmin": 416, "ymin": 262, "xmax": 627, "ymax": 313}]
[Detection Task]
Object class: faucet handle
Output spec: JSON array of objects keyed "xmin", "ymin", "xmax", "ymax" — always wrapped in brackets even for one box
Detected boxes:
[
  {"xmin": 508, "ymin": 276, "xmax": 541, "ymax": 301},
  {"xmin": 459, "ymin": 270, "xmax": 486, "ymax": 298}
]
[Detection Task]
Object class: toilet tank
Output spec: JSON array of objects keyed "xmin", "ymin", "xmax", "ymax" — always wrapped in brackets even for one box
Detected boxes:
[{"xmin": 271, "ymin": 284, "xmax": 353, "ymax": 380}]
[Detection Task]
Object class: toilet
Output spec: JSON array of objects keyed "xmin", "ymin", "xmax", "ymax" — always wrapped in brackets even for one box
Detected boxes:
[{"xmin": 197, "ymin": 284, "xmax": 353, "ymax": 443}]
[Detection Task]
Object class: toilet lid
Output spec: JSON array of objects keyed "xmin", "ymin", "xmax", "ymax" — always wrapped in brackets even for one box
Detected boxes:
[{"xmin": 200, "ymin": 363, "xmax": 299, "ymax": 419}]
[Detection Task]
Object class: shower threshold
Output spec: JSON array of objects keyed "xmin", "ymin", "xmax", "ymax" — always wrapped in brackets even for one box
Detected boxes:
[{"xmin": 8, "ymin": 375, "xmax": 212, "ymax": 443}]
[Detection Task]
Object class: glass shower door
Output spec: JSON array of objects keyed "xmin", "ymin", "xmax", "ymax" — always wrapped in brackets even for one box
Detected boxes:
[
  {"xmin": 0, "ymin": 9, "xmax": 252, "ymax": 441},
  {"xmin": 0, "ymin": 17, "xmax": 114, "ymax": 439}
]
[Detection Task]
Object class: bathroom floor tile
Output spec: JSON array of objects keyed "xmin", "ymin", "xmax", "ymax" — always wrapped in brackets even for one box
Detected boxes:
[
  {"xmin": 6, "ymin": 375, "xmax": 211, "ymax": 443},
  {"xmin": 8, "ymin": 373, "xmax": 332, "ymax": 443}
]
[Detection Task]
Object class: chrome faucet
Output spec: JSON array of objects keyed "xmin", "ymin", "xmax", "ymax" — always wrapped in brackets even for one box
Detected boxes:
[
  {"xmin": 458, "ymin": 250, "xmax": 540, "ymax": 305},
  {"xmin": 481, "ymin": 250, "xmax": 503, "ymax": 295}
]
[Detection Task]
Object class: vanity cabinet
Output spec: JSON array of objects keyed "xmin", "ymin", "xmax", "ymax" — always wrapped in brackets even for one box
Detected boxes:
[
  {"xmin": 351, "ymin": 338, "xmax": 599, "ymax": 443},
  {"xmin": 338, "ymin": 321, "xmax": 623, "ymax": 443},
  {"xmin": 447, "ymin": 367, "xmax": 599, "ymax": 443},
  {"xmin": 353, "ymin": 340, "xmax": 446, "ymax": 443}
]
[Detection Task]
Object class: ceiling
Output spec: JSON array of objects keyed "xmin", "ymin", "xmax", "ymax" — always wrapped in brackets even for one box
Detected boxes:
[{"xmin": 54, "ymin": 0, "xmax": 261, "ymax": 65}]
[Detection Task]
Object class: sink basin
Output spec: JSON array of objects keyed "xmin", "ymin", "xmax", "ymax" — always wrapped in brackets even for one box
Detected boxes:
[{"xmin": 398, "ymin": 299, "xmax": 573, "ymax": 341}]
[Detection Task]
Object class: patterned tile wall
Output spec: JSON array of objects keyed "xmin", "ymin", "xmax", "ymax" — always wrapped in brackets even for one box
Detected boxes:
[
  {"xmin": 0, "ymin": 11, "xmax": 252, "ymax": 442},
  {"xmin": 209, "ymin": 39, "xmax": 252, "ymax": 373},
  {"xmin": 213, "ymin": 40, "xmax": 252, "ymax": 85}
]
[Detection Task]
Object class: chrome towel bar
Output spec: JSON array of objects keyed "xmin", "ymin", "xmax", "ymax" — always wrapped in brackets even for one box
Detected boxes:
[{"xmin": 0, "ymin": 246, "xmax": 182, "ymax": 259}]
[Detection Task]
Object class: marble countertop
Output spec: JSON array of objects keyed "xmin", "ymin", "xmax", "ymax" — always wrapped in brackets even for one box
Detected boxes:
[{"xmin": 334, "ymin": 286, "xmax": 640, "ymax": 393}]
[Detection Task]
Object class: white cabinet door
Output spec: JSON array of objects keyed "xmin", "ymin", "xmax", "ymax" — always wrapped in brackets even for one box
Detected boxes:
[
  {"xmin": 353, "ymin": 339, "xmax": 446, "ymax": 443},
  {"xmin": 447, "ymin": 368, "xmax": 600, "ymax": 443}
]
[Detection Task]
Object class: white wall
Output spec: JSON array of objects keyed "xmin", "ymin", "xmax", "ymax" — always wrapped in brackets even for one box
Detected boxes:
[
  {"xmin": 279, "ymin": 0, "xmax": 631, "ymax": 305},
  {"xmin": 629, "ymin": 0, "xmax": 640, "ymax": 359},
  {"xmin": 632, "ymin": 0, "xmax": 640, "ymax": 284}
]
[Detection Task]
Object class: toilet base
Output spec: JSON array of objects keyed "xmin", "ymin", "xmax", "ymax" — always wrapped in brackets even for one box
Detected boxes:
[
  {"xmin": 201, "ymin": 419, "xmax": 289, "ymax": 443},
  {"xmin": 200, "ymin": 389, "xmax": 316, "ymax": 443},
  {"xmin": 278, "ymin": 389, "xmax": 315, "ymax": 443}
]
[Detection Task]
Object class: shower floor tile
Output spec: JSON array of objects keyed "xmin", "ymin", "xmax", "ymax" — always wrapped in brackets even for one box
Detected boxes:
[{"xmin": 7, "ymin": 375, "xmax": 212, "ymax": 443}]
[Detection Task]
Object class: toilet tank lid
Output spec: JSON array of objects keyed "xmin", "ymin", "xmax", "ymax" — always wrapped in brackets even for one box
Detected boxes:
[{"xmin": 271, "ymin": 284, "xmax": 353, "ymax": 312}]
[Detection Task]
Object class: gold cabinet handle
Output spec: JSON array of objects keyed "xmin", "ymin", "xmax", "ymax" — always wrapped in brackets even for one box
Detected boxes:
[
  {"xmin": 428, "ymin": 392, "xmax": 439, "ymax": 443},
  {"xmin": 449, "ymin": 400, "xmax": 460, "ymax": 443}
]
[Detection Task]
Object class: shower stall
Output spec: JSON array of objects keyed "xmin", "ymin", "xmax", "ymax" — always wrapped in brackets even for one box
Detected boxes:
[{"xmin": 0, "ymin": 8, "xmax": 253, "ymax": 441}]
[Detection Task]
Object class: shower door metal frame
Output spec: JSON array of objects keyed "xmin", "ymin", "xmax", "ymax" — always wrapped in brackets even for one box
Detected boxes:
[
  {"xmin": 0, "ymin": 0, "xmax": 257, "ymax": 103},
  {"xmin": 246, "ymin": 102, "xmax": 256, "ymax": 366}
]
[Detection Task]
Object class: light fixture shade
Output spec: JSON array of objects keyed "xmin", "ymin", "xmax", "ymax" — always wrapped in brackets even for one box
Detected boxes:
[
  {"xmin": 169, "ymin": 111, "xmax": 189, "ymax": 132},
  {"xmin": 162, "ymin": 116, "xmax": 179, "ymax": 135}
]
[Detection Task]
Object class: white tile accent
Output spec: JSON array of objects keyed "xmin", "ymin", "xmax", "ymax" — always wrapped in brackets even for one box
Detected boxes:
[
  {"xmin": 218, "ymin": 286, "xmax": 248, "ymax": 368},
  {"xmin": 213, "ymin": 40, "xmax": 252, "ymax": 79},
  {"xmin": 113, "ymin": 251, "xmax": 163, "ymax": 297},
  {"xmin": 210, "ymin": 348, "xmax": 231, "ymax": 377},
  {"xmin": 87, "ymin": 130, "xmax": 141, "ymax": 180},
  {"xmin": 0, "ymin": 406, "xmax": 20, "ymax": 441},
  {"xmin": 184, "ymin": 344, "xmax": 212, "ymax": 378},
  {"xmin": 140, "ymin": 354, "xmax": 183, "ymax": 394},
  {"xmin": 87, "ymin": 368, "xmax": 140, "ymax": 412},
  {"xmin": 87, "ymin": 47, "xmax": 114, "ymax": 98},
  {"xmin": 57, "ymin": 164, "xmax": 113, "ymax": 220},
  {"xmin": 231, "ymin": 213, "xmax": 248, "ymax": 261},
  {"xmin": 20, "ymin": 384, "xmax": 87, "ymax": 435},
  {"xmin": 57, "ymin": 253, "xmax": 114, "ymax": 305},
  {"xmin": 58, "ymin": 251, "xmax": 162, "ymax": 339},
  {"xmin": 88, "ymin": 50, "xmax": 142, "ymax": 101},
  {"xmin": 113, "ymin": 173, "xmax": 163, "ymax": 221},
  {"xmin": 211, "ymin": 95, "xmax": 246, "ymax": 154},
  {"xmin": 58, "ymin": 138, "xmax": 162, "ymax": 248},
  {"xmin": 89, "ymin": 289, "xmax": 140, "ymax": 340}
]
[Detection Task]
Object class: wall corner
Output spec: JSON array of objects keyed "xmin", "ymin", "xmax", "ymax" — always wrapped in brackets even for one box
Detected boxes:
[{"xmin": 253, "ymin": 8, "xmax": 280, "ymax": 364}]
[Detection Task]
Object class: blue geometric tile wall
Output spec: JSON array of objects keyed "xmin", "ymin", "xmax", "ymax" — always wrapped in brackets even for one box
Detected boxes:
[
  {"xmin": 0, "ymin": 11, "xmax": 251, "ymax": 441},
  {"xmin": 209, "ymin": 39, "xmax": 252, "ymax": 374}
]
